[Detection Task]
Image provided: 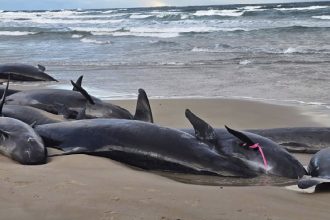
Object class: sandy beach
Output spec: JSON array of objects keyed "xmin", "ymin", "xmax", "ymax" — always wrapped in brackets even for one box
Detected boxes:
[{"xmin": 1, "ymin": 98, "xmax": 329, "ymax": 220}]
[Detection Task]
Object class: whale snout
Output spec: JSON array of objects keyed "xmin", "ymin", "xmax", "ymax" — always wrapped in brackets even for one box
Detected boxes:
[{"xmin": 13, "ymin": 137, "xmax": 47, "ymax": 165}]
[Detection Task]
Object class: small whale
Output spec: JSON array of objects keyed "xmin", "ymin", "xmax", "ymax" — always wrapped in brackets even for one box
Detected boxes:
[
  {"xmin": 0, "ymin": 78, "xmax": 47, "ymax": 164},
  {"xmin": 183, "ymin": 110, "xmax": 306, "ymax": 179},
  {"xmin": 298, "ymin": 147, "xmax": 330, "ymax": 190},
  {"xmin": 6, "ymin": 79, "xmax": 153, "ymax": 122},
  {"xmin": 0, "ymin": 63, "xmax": 57, "ymax": 82},
  {"xmin": 247, "ymin": 127, "xmax": 330, "ymax": 154}
]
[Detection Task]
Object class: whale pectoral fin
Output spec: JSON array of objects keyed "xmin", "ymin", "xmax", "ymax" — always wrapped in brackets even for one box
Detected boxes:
[
  {"xmin": 297, "ymin": 176, "xmax": 329, "ymax": 189},
  {"xmin": 37, "ymin": 64, "xmax": 46, "ymax": 72},
  {"xmin": 54, "ymin": 102, "xmax": 78, "ymax": 119},
  {"xmin": 133, "ymin": 88, "xmax": 153, "ymax": 123},
  {"xmin": 70, "ymin": 80, "xmax": 95, "ymax": 105},
  {"xmin": 30, "ymin": 103, "xmax": 59, "ymax": 114},
  {"xmin": 73, "ymin": 75, "xmax": 83, "ymax": 91},
  {"xmin": 225, "ymin": 125, "xmax": 255, "ymax": 146},
  {"xmin": 185, "ymin": 109, "xmax": 217, "ymax": 145},
  {"xmin": 76, "ymin": 107, "xmax": 87, "ymax": 120},
  {"xmin": 48, "ymin": 147, "xmax": 89, "ymax": 157}
]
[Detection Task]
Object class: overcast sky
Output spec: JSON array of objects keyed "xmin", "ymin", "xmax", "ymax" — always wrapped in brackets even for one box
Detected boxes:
[{"xmin": 0, "ymin": 0, "xmax": 328, "ymax": 10}]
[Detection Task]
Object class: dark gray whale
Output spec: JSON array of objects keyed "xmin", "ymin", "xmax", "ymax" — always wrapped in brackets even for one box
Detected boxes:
[
  {"xmin": 6, "ymin": 82, "xmax": 152, "ymax": 121},
  {"xmin": 298, "ymin": 147, "xmax": 330, "ymax": 189},
  {"xmin": 183, "ymin": 110, "xmax": 306, "ymax": 179},
  {"xmin": 247, "ymin": 127, "xmax": 330, "ymax": 154},
  {"xmin": 0, "ymin": 63, "xmax": 57, "ymax": 82},
  {"xmin": 0, "ymin": 87, "xmax": 20, "ymax": 97},
  {"xmin": 183, "ymin": 127, "xmax": 330, "ymax": 154},
  {"xmin": 35, "ymin": 118, "xmax": 258, "ymax": 177},
  {"xmin": 0, "ymin": 80, "xmax": 47, "ymax": 164},
  {"xmin": 2, "ymin": 105, "xmax": 67, "ymax": 125}
]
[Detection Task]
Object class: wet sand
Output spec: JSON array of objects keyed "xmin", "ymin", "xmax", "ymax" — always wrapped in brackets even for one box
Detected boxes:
[{"xmin": 1, "ymin": 98, "xmax": 330, "ymax": 220}]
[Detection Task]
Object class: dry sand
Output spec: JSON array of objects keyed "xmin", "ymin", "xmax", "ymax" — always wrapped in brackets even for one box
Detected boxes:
[{"xmin": 1, "ymin": 98, "xmax": 330, "ymax": 220}]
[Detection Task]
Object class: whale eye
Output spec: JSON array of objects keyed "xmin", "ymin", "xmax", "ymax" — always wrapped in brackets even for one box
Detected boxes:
[{"xmin": 27, "ymin": 137, "xmax": 36, "ymax": 143}]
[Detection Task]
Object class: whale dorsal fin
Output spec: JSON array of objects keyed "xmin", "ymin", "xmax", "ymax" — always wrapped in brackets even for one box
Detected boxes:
[
  {"xmin": 37, "ymin": 64, "xmax": 46, "ymax": 72},
  {"xmin": 0, "ymin": 75, "xmax": 10, "ymax": 116},
  {"xmin": 225, "ymin": 125, "xmax": 255, "ymax": 146},
  {"xmin": 70, "ymin": 80, "xmax": 95, "ymax": 105},
  {"xmin": 133, "ymin": 88, "xmax": 153, "ymax": 123},
  {"xmin": 185, "ymin": 109, "xmax": 217, "ymax": 145},
  {"xmin": 73, "ymin": 75, "xmax": 83, "ymax": 91}
]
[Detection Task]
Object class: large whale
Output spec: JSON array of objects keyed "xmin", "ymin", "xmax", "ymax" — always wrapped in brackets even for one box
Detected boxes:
[
  {"xmin": 35, "ymin": 110, "xmax": 305, "ymax": 178},
  {"xmin": 246, "ymin": 127, "xmax": 330, "ymax": 153},
  {"xmin": 0, "ymin": 80, "xmax": 47, "ymax": 164},
  {"xmin": 0, "ymin": 63, "xmax": 57, "ymax": 82},
  {"xmin": 35, "ymin": 118, "xmax": 258, "ymax": 178},
  {"xmin": 183, "ymin": 126, "xmax": 330, "ymax": 154},
  {"xmin": 6, "ymin": 81, "xmax": 153, "ymax": 122},
  {"xmin": 298, "ymin": 147, "xmax": 330, "ymax": 189},
  {"xmin": 1, "ymin": 87, "xmax": 152, "ymax": 125},
  {"xmin": 2, "ymin": 105, "xmax": 67, "ymax": 125},
  {"xmin": 183, "ymin": 110, "xmax": 306, "ymax": 179}
]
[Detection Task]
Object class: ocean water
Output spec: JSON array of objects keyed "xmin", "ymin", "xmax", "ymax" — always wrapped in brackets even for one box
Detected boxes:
[{"xmin": 0, "ymin": 1, "xmax": 330, "ymax": 110}]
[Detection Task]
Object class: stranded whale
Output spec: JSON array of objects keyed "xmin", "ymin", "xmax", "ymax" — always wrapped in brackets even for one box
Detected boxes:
[
  {"xmin": 298, "ymin": 147, "xmax": 330, "ymax": 189},
  {"xmin": 0, "ymin": 79, "xmax": 47, "ymax": 164},
  {"xmin": 6, "ymin": 80, "xmax": 153, "ymax": 121},
  {"xmin": 0, "ymin": 63, "xmax": 57, "ymax": 82},
  {"xmin": 35, "ymin": 118, "xmax": 257, "ymax": 178},
  {"xmin": 184, "ymin": 110, "xmax": 306, "ymax": 179}
]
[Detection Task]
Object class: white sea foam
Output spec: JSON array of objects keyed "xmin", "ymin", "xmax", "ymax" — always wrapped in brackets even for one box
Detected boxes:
[
  {"xmin": 90, "ymin": 25, "xmax": 226, "ymax": 38},
  {"xmin": 239, "ymin": 60, "xmax": 252, "ymax": 65},
  {"xmin": 0, "ymin": 31, "xmax": 37, "ymax": 36},
  {"xmin": 191, "ymin": 47, "xmax": 221, "ymax": 53},
  {"xmin": 131, "ymin": 26, "xmax": 220, "ymax": 33},
  {"xmin": 312, "ymin": 15, "xmax": 330, "ymax": 20},
  {"xmin": 111, "ymin": 32, "xmax": 180, "ymax": 38},
  {"xmin": 101, "ymin": 10, "xmax": 114, "ymax": 14},
  {"xmin": 238, "ymin": 6, "xmax": 266, "ymax": 11},
  {"xmin": 71, "ymin": 34, "xmax": 83, "ymax": 38},
  {"xmin": 29, "ymin": 18, "xmax": 122, "ymax": 24},
  {"xmin": 275, "ymin": 6, "xmax": 328, "ymax": 11},
  {"xmin": 194, "ymin": 9, "xmax": 244, "ymax": 17},
  {"xmin": 130, "ymin": 14, "xmax": 153, "ymax": 19},
  {"xmin": 283, "ymin": 47, "xmax": 298, "ymax": 54},
  {"xmin": 80, "ymin": 38, "xmax": 111, "ymax": 44},
  {"xmin": 70, "ymin": 27, "xmax": 120, "ymax": 33}
]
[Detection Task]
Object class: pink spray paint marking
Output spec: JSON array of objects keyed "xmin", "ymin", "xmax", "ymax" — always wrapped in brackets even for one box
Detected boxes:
[{"xmin": 249, "ymin": 143, "xmax": 268, "ymax": 170}]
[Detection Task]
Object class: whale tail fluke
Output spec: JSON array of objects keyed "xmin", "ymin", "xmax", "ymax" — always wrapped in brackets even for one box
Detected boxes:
[{"xmin": 133, "ymin": 88, "xmax": 153, "ymax": 123}]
